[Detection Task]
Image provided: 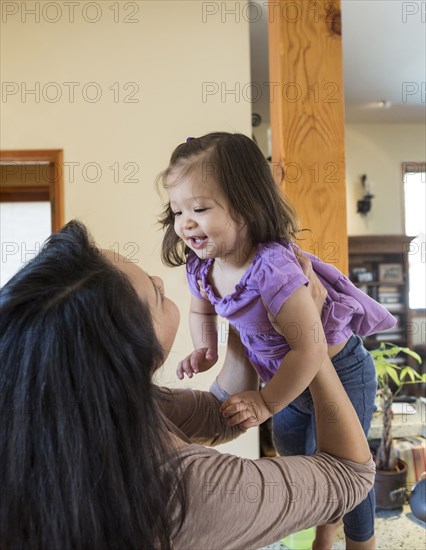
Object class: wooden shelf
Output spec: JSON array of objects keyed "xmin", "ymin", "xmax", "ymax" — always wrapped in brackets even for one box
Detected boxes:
[
  {"xmin": 348, "ymin": 235, "xmax": 414, "ymax": 256},
  {"xmin": 354, "ymin": 281, "xmax": 406, "ymax": 288},
  {"xmin": 349, "ymin": 235, "xmax": 414, "ymax": 351}
]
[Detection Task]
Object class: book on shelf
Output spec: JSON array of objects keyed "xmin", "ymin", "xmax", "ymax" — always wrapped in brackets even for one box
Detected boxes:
[
  {"xmin": 383, "ymin": 303, "xmax": 404, "ymax": 312},
  {"xmin": 378, "ymin": 286, "xmax": 402, "ymax": 305},
  {"xmin": 379, "ymin": 297, "xmax": 402, "ymax": 305},
  {"xmin": 375, "ymin": 332, "xmax": 403, "ymax": 342},
  {"xmin": 379, "ymin": 296, "xmax": 401, "ymax": 304},
  {"xmin": 379, "ymin": 285, "xmax": 400, "ymax": 293}
]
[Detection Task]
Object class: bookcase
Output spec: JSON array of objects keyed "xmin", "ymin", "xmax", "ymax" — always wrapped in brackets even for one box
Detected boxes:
[{"xmin": 348, "ymin": 235, "xmax": 414, "ymax": 350}]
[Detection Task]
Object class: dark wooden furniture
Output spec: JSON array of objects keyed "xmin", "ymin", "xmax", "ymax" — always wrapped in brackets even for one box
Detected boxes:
[{"xmin": 348, "ymin": 235, "xmax": 414, "ymax": 350}]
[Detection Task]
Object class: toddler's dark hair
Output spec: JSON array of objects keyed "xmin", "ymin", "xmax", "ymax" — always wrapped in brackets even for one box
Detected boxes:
[{"xmin": 158, "ymin": 132, "xmax": 300, "ymax": 266}]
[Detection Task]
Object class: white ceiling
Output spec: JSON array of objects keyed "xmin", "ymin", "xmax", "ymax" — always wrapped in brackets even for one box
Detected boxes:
[{"xmin": 250, "ymin": 0, "xmax": 426, "ymax": 124}]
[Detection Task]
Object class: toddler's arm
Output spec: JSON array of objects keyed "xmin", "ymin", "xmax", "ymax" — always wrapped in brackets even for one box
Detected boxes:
[
  {"xmin": 260, "ymin": 284, "xmax": 328, "ymax": 412},
  {"xmin": 177, "ymin": 293, "xmax": 218, "ymax": 379},
  {"xmin": 222, "ymin": 255, "xmax": 329, "ymax": 428}
]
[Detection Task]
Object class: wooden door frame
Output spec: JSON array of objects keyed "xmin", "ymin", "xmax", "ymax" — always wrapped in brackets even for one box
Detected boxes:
[
  {"xmin": 0, "ymin": 149, "xmax": 64, "ymax": 231},
  {"xmin": 268, "ymin": 0, "xmax": 348, "ymax": 274}
]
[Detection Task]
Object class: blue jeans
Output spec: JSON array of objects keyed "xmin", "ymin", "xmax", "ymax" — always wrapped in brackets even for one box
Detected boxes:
[{"xmin": 272, "ymin": 335, "xmax": 377, "ymax": 542}]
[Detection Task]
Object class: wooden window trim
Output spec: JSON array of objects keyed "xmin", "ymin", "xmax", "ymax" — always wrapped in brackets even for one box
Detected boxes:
[
  {"xmin": 0, "ymin": 149, "xmax": 64, "ymax": 231},
  {"xmin": 402, "ymin": 162, "xmax": 426, "ymax": 316},
  {"xmin": 402, "ymin": 162, "xmax": 426, "ymax": 174}
]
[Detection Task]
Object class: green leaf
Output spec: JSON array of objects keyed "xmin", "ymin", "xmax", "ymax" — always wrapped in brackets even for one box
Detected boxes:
[
  {"xmin": 371, "ymin": 343, "xmax": 424, "ymax": 393},
  {"xmin": 385, "ymin": 365, "xmax": 402, "ymax": 386},
  {"xmin": 400, "ymin": 366, "xmax": 416, "ymax": 382},
  {"xmin": 399, "ymin": 347, "xmax": 422, "ymax": 364},
  {"xmin": 375, "ymin": 363, "xmax": 387, "ymax": 378}
]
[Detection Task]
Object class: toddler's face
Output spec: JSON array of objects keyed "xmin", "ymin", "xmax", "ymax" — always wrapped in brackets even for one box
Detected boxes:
[{"xmin": 167, "ymin": 168, "xmax": 250, "ymax": 264}]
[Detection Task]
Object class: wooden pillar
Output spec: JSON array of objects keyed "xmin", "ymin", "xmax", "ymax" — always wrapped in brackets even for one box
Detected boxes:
[{"xmin": 269, "ymin": 0, "xmax": 348, "ymax": 273}]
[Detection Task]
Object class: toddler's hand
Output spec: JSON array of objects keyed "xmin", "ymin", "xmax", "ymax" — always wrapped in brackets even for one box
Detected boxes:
[
  {"xmin": 220, "ymin": 390, "xmax": 272, "ymax": 429},
  {"xmin": 176, "ymin": 347, "xmax": 218, "ymax": 380}
]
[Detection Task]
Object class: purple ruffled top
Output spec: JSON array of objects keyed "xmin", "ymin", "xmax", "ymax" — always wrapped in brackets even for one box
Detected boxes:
[{"xmin": 186, "ymin": 242, "xmax": 396, "ymax": 382}]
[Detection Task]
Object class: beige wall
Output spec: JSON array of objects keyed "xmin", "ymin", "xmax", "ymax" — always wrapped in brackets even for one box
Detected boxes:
[
  {"xmin": 1, "ymin": 0, "xmax": 258, "ymax": 457},
  {"xmin": 345, "ymin": 123, "xmax": 425, "ymax": 236}
]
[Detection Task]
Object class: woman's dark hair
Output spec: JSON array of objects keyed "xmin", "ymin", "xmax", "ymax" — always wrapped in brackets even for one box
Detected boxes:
[
  {"xmin": 158, "ymin": 132, "xmax": 300, "ymax": 266},
  {"xmin": 0, "ymin": 220, "xmax": 182, "ymax": 549}
]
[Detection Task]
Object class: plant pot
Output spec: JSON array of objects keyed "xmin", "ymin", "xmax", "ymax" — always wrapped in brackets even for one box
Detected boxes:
[{"xmin": 375, "ymin": 459, "xmax": 408, "ymax": 510}]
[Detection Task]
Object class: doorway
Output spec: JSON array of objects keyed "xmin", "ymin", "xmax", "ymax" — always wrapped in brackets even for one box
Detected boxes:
[{"xmin": 0, "ymin": 149, "xmax": 64, "ymax": 286}]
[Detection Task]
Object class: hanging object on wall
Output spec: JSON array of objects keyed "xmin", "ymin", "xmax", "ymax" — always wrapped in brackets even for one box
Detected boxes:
[
  {"xmin": 357, "ymin": 174, "xmax": 375, "ymax": 215},
  {"xmin": 252, "ymin": 113, "xmax": 262, "ymax": 127},
  {"xmin": 251, "ymin": 113, "xmax": 262, "ymax": 147}
]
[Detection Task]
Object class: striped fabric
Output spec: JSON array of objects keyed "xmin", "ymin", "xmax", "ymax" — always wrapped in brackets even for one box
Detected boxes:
[{"xmin": 394, "ymin": 436, "xmax": 426, "ymax": 493}]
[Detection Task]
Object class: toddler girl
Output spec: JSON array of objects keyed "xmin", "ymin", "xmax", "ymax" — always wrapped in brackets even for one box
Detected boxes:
[{"xmin": 159, "ymin": 132, "xmax": 394, "ymax": 549}]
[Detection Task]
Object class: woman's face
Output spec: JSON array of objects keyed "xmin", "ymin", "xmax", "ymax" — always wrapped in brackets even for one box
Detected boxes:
[{"xmin": 102, "ymin": 250, "xmax": 180, "ymax": 358}]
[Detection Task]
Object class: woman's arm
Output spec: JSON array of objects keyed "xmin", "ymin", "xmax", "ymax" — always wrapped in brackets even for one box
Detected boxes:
[
  {"xmin": 172, "ymin": 447, "xmax": 375, "ymax": 549},
  {"xmin": 310, "ymin": 355, "xmax": 373, "ymax": 462},
  {"xmin": 156, "ymin": 385, "xmax": 245, "ymax": 446},
  {"xmin": 171, "ymin": 308, "xmax": 375, "ymax": 548},
  {"xmin": 171, "ymin": 353, "xmax": 375, "ymax": 548},
  {"xmin": 157, "ymin": 327, "xmax": 257, "ymax": 445}
]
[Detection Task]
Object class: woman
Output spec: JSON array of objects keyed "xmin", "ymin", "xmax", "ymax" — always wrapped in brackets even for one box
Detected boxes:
[{"xmin": 0, "ymin": 220, "xmax": 375, "ymax": 549}]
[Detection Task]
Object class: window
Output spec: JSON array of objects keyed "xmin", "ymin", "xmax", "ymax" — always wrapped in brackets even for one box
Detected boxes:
[
  {"xmin": 0, "ymin": 150, "xmax": 64, "ymax": 287},
  {"xmin": 403, "ymin": 163, "xmax": 426, "ymax": 310},
  {"xmin": 0, "ymin": 201, "xmax": 51, "ymax": 286}
]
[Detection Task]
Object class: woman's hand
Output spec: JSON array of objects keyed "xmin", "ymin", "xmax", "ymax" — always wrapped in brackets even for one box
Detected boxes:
[
  {"xmin": 267, "ymin": 250, "xmax": 327, "ymax": 334},
  {"xmin": 294, "ymin": 249, "xmax": 327, "ymax": 314}
]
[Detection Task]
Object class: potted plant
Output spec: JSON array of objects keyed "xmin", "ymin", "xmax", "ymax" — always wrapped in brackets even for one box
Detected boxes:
[{"xmin": 370, "ymin": 342, "xmax": 425, "ymax": 509}]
